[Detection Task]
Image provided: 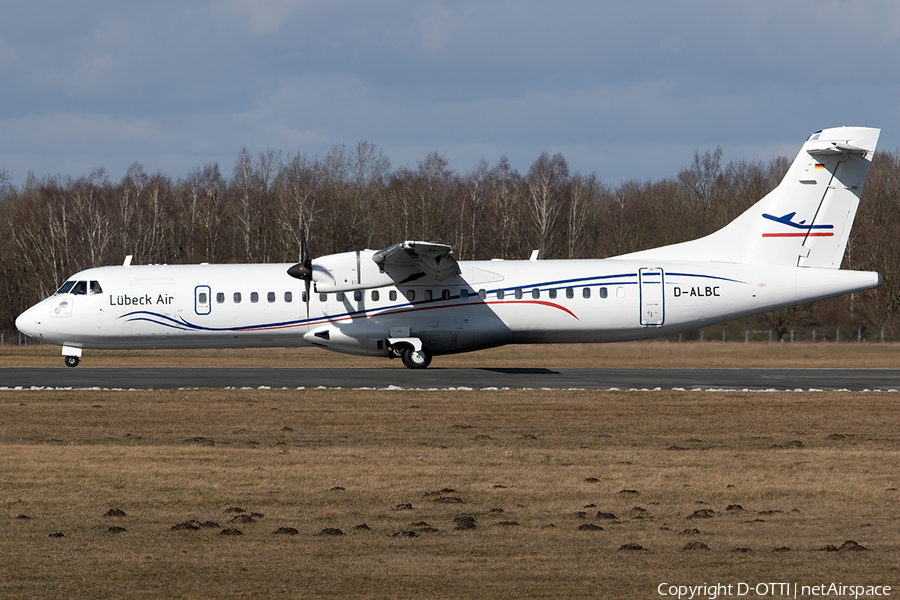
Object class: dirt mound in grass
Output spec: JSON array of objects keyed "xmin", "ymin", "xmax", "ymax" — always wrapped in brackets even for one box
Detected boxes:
[
  {"xmin": 682, "ymin": 541, "xmax": 709, "ymax": 551},
  {"xmin": 229, "ymin": 515, "xmax": 256, "ymax": 524},
  {"xmin": 453, "ymin": 516, "xmax": 477, "ymax": 530},
  {"xmin": 821, "ymin": 540, "xmax": 867, "ymax": 552},
  {"xmin": 219, "ymin": 528, "xmax": 243, "ymax": 536}
]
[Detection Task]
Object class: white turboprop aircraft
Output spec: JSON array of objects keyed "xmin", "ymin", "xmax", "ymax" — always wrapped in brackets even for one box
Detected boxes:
[{"xmin": 16, "ymin": 126, "xmax": 882, "ymax": 369}]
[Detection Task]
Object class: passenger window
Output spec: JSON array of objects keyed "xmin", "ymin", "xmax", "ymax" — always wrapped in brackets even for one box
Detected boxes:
[
  {"xmin": 514, "ymin": 289, "xmax": 523, "ymax": 300},
  {"xmin": 72, "ymin": 281, "xmax": 87, "ymax": 295},
  {"xmin": 389, "ymin": 290, "xmax": 397, "ymax": 301},
  {"xmin": 251, "ymin": 292, "xmax": 259, "ymax": 303},
  {"xmin": 216, "ymin": 292, "xmax": 225, "ymax": 304},
  {"xmin": 442, "ymin": 289, "xmax": 450, "ymax": 300},
  {"xmin": 89, "ymin": 281, "xmax": 103, "ymax": 295},
  {"xmin": 56, "ymin": 281, "xmax": 76, "ymax": 294},
  {"xmin": 336, "ymin": 292, "xmax": 345, "ymax": 302},
  {"xmin": 234, "ymin": 292, "xmax": 242, "ymax": 303},
  {"xmin": 267, "ymin": 291, "xmax": 276, "ymax": 303},
  {"xmin": 599, "ymin": 287, "xmax": 608, "ymax": 299},
  {"xmin": 372, "ymin": 290, "xmax": 380, "ymax": 302},
  {"xmin": 549, "ymin": 288, "xmax": 557, "ymax": 299},
  {"xmin": 406, "ymin": 290, "xmax": 415, "ymax": 302},
  {"xmin": 285, "ymin": 291, "xmax": 293, "ymax": 302},
  {"xmin": 319, "ymin": 293, "xmax": 327, "ymax": 302},
  {"xmin": 354, "ymin": 290, "xmax": 363, "ymax": 302},
  {"xmin": 583, "ymin": 288, "xmax": 591, "ymax": 299},
  {"xmin": 461, "ymin": 289, "xmax": 469, "ymax": 299},
  {"xmin": 532, "ymin": 289, "xmax": 540, "ymax": 299},
  {"xmin": 478, "ymin": 289, "xmax": 486, "ymax": 299},
  {"xmin": 198, "ymin": 292, "xmax": 208, "ymax": 304},
  {"xmin": 566, "ymin": 287, "xmax": 574, "ymax": 299},
  {"xmin": 424, "ymin": 290, "xmax": 433, "ymax": 301},
  {"xmin": 497, "ymin": 289, "xmax": 505, "ymax": 300}
]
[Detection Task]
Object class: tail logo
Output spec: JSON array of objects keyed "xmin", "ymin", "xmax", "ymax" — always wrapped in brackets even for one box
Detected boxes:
[{"xmin": 761, "ymin": 212, "xmax": 834, "ymax": 238}]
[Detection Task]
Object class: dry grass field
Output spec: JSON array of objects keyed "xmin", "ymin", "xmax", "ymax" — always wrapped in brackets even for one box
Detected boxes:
[
  {"xmin": 2, "ymin": 339, "xmax": 900, "ymax": 368},
  {"xmin": 2, "ymin": 382, "xmax": 899, "ymax": 598}
]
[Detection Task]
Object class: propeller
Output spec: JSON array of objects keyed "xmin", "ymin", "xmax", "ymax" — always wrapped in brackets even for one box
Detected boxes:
[{"xmin": 287, "ymin": 224, "xmax": 313, "ymax": 322}]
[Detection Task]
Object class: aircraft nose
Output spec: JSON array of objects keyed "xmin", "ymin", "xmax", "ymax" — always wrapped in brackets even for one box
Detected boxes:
[{"xmin": 15, "ymin": 305, "xmax": 39, "ymax": 338}]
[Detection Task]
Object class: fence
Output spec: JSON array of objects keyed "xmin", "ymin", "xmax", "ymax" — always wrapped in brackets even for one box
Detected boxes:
[{"xmin": 672, "ymin": 325, "xmax": 891, "ymax": 343}]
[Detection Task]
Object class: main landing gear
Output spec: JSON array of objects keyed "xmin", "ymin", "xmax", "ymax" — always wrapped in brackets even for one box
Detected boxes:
[
  {"xmin": 387, "ymin": 339, "xmax": 433, "ymax": 369},
  {"xmin": 401, "ymin": 346, "xmax": 432, "ymax": 369},
  {"xmin": 64, "ymin": 355, "xmax": 80, "ymax": 368}
]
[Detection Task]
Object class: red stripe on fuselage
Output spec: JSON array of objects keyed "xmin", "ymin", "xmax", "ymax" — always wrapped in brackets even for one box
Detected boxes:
[{"xmin": 762, "ymin": 232, "xmax": 834, "ymax": 237}]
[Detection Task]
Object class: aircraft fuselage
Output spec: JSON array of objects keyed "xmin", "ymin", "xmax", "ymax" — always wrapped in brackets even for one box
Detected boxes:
[{"xmin": 15, "ymin": 257, "xmax": 879, "ymax": 359}]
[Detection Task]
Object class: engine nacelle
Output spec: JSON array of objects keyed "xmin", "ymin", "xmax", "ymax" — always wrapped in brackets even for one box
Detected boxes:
[{"xmin": 313, "ymin": 250, "xmax": 410, "ymax": 292}]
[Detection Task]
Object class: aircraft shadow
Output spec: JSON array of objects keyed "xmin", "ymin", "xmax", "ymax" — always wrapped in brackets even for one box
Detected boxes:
[{"xmin": 478, "ymin": 368, "xmax": 561, "ymax": 375}]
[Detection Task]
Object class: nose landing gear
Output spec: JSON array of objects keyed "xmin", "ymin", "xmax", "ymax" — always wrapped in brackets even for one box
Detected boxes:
[{"xmin": 62, "ymin": 345, "xmax": 82, "ymax": 368}]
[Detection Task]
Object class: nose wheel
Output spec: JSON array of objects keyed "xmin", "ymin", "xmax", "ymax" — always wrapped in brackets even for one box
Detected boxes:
[{"xmin": 64, "ymin": 355, "xmax": 80, "ymax": 368}]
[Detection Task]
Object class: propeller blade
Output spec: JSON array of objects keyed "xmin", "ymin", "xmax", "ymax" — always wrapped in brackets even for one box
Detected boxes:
[
  {"xmin": 300, "ymin": 222, "xmax": 311, "ymax": 269},
  {"xmin": 300, "ymin": 223, "xmax": 312, "ymax": 322}
]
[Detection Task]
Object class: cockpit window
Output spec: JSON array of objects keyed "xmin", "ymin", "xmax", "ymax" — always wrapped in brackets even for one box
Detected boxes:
[
  {"xmin": 89, "ymin": 281, "xmax": 103, "ymax": 295},
  {"xmin": 71, "ymin": 281, "xmax": 87, "ymax": 295},
  {"xmin": 56, "ymin": 281, "xmax": 76, "ymax": 295}
]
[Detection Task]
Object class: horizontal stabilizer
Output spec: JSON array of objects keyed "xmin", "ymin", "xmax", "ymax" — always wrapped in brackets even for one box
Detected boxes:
[{"xmin": 807, "ymin": 142, "xmax": 869, "ymax": 157}]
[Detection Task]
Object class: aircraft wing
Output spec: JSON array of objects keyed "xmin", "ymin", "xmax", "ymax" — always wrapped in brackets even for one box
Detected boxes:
[{"xmin": 373, "ymin": 241, "xmax": 461, "ymax": 282}]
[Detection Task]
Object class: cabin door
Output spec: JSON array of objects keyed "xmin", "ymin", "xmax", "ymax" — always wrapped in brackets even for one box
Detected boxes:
[
  {"xmin": 194, "ymin": 285, "xmax": 212, "ymax": 316},
  {"xmin": 639, "ymin": 267, "xmax": 665, "ymax": 326}
]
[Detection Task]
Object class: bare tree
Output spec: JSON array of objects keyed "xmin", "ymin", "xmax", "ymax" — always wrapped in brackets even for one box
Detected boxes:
[
  {"xmin": 678, "ymin": 146, "xmax": 723, "ymax": 208},
  {"xmin": 119, "ymin": 163, "xmax": 148, "ymax": 258},
  {"xmin": 232, "ymin": 148, "xmax": 281, "ymax": 261},
  {"xmin": 69, "ymin": 168, "xmax": 114, "ymax": 268},
  {"xmin": 566, "ymin": 172, "xmax": 603, "ymax": 259},
  {"xmin": 526, "ymin": 152, "xmax": 568, "ymax": 258},
  {"xmin": 190, "ymin": 163, "xmax": 227, "ymax": 263},
  {"xmin": 274, "ymin": 152, "xmax": 321, "ymax": 260},
  {"xmin": 484, "ymin": 156, "xmax": 523, "ymax": 259}
]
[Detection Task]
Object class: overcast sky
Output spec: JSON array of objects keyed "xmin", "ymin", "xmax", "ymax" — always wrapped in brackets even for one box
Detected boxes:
[{"xmin": 2, "ymin": 0, "xmax": 899, "ymax": 187}]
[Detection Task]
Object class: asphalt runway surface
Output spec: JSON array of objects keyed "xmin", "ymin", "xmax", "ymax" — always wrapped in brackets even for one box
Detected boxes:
[{"xmin": 3, "ymin": 367, "xmax": 900, "ymax": 391}]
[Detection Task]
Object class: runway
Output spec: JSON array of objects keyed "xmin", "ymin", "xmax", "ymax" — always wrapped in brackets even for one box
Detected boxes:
[{"xmin": 3, "ymin": 367, "xmax": 900, "ymax": 391}]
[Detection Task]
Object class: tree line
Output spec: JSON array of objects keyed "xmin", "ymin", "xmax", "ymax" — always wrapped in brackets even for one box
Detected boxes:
[{"xmin": 2, "ymin": 140, "xmax": 900, "ymax": 340}]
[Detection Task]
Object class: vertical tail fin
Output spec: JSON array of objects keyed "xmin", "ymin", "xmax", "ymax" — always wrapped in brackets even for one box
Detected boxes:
[{"xmin": 623, "ymin": 126, "xmax": 880, "ymax": 268}]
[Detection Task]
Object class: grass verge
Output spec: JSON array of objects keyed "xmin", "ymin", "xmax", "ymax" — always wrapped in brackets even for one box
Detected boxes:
[{"xmin": 1, "ymin": 388, "xmax": 899, "ymax": 599}]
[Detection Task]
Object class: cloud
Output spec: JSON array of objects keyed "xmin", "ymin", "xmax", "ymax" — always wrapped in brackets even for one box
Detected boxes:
[
  {"xmin": 211, "ymin": 0, "xmax": 322, "ymax": 34},
  {"xmin": 2, "ymin": 0, "xmax": 900, "ymax": 188}
]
